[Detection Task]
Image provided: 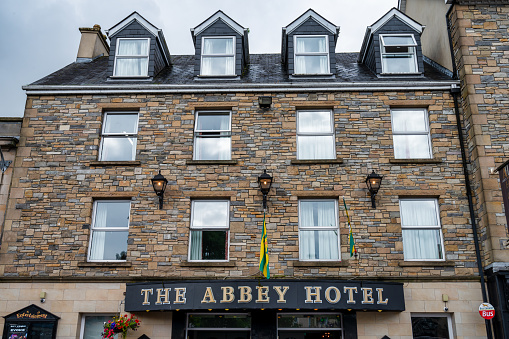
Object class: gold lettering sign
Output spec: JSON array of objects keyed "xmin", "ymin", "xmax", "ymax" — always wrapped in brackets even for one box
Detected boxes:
[
  {"xmin": 325, "ymin": 286, "xmax": 341, "ymax": 304},
  {"xmin": 16, "ymin": 311, "xmax": 48, "ymax": 319},
  {"xmin": 304, "ymin": 286, "xmax": 322, "ymax": 303},
  {"xmin": 238, "ymin": 286, "xmax": 252, "ymax": 303},
  {"xmin": 376, "ymin": 288, "xmax": 388, "ymax": 305},
  {"xmin": 256, "ymin": 286, "xmax": 270, "ymax": 303},
  {"xmin": 141, "ymin": 288, "xmax": 153, "ymax": 305},
  {"xmin": 201, "ymin": 287, "xmax": 216, "ymax": 304},
  {"xmin": 156, "ymin": 288, "xmax": 171, "ymax": 305},
  {"xmin": 361, "ymin": 288, "xmax": 374, "ymax": 304},
  {"xmin": 174, "ymin": 287, "xmax": 187, "ymax": 304},
  {"xmin": 221, "ymin": 286, "xmax": 235, "ymax": 303},
  {"xmin": 344, "ymin": 286, "xmax": 357, "ymax": 304},
  {"xmin": 273, "ymin": 286, "xmax": 289, "ymax": 303}
]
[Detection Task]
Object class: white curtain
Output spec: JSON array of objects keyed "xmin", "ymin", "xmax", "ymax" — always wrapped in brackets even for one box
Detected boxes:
[
  {"xmin": 195, "ymin": 114, "xmax": 231, "ymax": 160},
  {"xmin": 190, "ymin": 230, "xmax": 203, "ymax": 260},
  {"xmin": 297, "ymin": 135, "xmax": 334, "ymax": 159},
  {"xmin": 90, "ymin": 204, "xmax": 107, "ymax": 260},
  {"xmin": 201, "ymin": 57, "xmax": 234, "ymax": 75},
  {"xmin": 202, "ymin": 38, "xmax": 234, "ymax": 75},
  {"xmin": 295, "ymin": 37, "xmax": 328, "ymax": 74},
  {"xmin": 392, "ymin": 109, "xmax": 431, "ymax": 159},
  {"xmin": 118, "ymin": 39, "xmax": 148, "ymax": 55},
  {"xmin": 300, "ymin": 202, "xmax": 338, "ymax": 260},
  {"xmin": 401, "ymin": 200, "xmax": 442, "ymax": 260},
  {"xmin": 115, "ymin": 39, "xmax": 149, "ymax": 76},
  {"xmin": 403, "ymin": 229, "xmax": 442, "ymax": 260}
]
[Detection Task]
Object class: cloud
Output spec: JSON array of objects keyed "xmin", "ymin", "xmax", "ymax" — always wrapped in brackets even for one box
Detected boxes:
[{"xmin": 0, "ymin": 0, "xmax": 397, "ymax": 117}]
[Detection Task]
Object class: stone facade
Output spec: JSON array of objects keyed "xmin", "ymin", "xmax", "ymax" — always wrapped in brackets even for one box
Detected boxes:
[
  {"xmin": 1, "ymin": 92, "xmax": 479, "ymax": 279},
  {"xmin": 449, "ymin": 2, "xmax": 509, "ymax": 265}
]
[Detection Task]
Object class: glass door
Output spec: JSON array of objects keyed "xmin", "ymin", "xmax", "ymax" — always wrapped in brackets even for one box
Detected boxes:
[
  {"xmin": 278, "ymin": 314, "xmax": 343, "ymax": 339},
  {"xmin": 186, "ymin": 313, "xmax": 251, "ymax": 339}
]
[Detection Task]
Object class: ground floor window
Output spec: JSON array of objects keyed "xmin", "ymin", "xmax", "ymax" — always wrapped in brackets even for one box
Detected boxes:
[
  {"xmin": 278, "ymin": 314, "xmax": 343, "ymax": 339},
  {"xmin": 186, "ymin": 313, "xmax": 251, "ymax": 339},
  {"xmin": 80, "ymin": 314, "xmax": 117, "ymax": 339},
  {"xmin": 411, "ymin": 313, "xmax": 453, "ymax": 339}
]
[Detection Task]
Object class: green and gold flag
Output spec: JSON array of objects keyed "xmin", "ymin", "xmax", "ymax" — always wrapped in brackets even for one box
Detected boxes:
[
  {"xmin": 343, "ymin": 197, "xmax": 357, "ymax": 257},
  {"xmin": 259, "ymin": 211, "xmax": 270, "ymax": 279}
]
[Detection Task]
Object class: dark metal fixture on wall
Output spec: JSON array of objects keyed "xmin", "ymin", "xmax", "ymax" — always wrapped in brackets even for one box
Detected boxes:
[
  {"xmin": 151, "ymin": 171, "xmax": 168, "ymax": 209},
  {"xmin": 258, "ymin": 169, "xmax": 273, "ymax": 209},
  {"xmin": 258, "ymin": 96, "xmax": 272, "ymax": 109},
  {"xmin": 366, "ymin": 170, "xmax": 383, "ymax": 208}
]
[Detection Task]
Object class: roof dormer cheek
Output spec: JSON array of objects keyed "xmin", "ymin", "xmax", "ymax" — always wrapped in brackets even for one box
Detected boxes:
[
  {"xmin": 106, "ymin": 12, "xmax": 170, "ymax": 79},
  {"xmin": 191, "ymin": 11, "xmax": 249, "ymax": 79}
]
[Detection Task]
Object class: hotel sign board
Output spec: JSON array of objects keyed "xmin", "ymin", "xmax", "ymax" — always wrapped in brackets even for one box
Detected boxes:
[
  {"xmin": 125, "ymin": 280, "xmax": 405, "ymax": 312},
  {"xmin": 500, "ymin": 160, "xmax": 509, "ymax": 233}
]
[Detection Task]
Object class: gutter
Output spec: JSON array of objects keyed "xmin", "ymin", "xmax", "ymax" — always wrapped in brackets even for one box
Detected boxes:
[
  {"xmin": 23, "ymin": 81, "xmax": 460, "ymax": 95},
  {"xmin": 451, "ymin": 84, "xmax": 493, "ymax": 339}
]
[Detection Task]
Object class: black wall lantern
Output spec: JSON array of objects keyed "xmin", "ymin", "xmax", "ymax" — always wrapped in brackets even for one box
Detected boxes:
[
  {"xmin": 151, "ymin": 171, "xmax": 168, "ymax": 209},
  {"xmin": 366, "ymin": 170, "xmax": 383, "ymax": 208},
  {"xmin": 258, "ymin": 96, "xmax": 272, "ymax": 109},
  {"xmin": 258, "ymin": 170, "xmax": 273, "ymax": 209}
]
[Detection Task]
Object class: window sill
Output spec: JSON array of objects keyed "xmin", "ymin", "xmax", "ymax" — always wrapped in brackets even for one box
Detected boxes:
[
  {"xmin": 294, "ymin": 261, "xmax": 347, "ymax": 267},
  {"xmin": 181, "ymin": 261, "xmax": 235, "ymax": 267},
  {"xmin": 108, "ymin": 76, "xmax": 152, "ymax": 81},
  {"xmin": 379, "ymin": 73, "xmax": 422, "ymax": 77},
  {"xmin": 187, "ymin": 160, "xmax": 238, "ymax": 165},
  {"xmin": 78, "ymin": 261, "xmax": 132, "ymax": 267},
  {"xmin": 398, "ymin": 260, "xmax": 454, "ymax": 267},
  {"xmin": 389, "ymin": 159, "xmax": 442, "ymax": 164},
  {"xmin": 195, "ymin": 75, "xmax": 240, "ymax": 81},
  {"xmin": 291, "ymin": 159, "xmax": 343, "ymax": 165},
  {"xmin": 90, "ymin": 161, "xmax": 141, "ymax": 166},
  {"xmin": 290, "ymin": 74, "xmax": 335, "ymax": 80}
]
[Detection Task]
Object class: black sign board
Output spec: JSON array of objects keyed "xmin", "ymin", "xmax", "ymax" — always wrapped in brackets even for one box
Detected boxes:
[
  {"xmin": 2, "ymin": 305, "xmax": 59, "ymax": 339},
  {"xmin": 6, "ymin": 324, "xmax": 28, "ymax": 339},
  {"xmin": 499, "ymin": 160, "xmax": 509, "ymax": 233},
  {"xmin": 125, "ymin": 279, "xmax": 405, "ymax": 312}
]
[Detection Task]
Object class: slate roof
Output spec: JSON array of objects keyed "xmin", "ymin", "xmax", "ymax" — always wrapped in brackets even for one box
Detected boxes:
[{"xmin": 28, "ymin": 53, "xmax": 453, "ymax": 88}]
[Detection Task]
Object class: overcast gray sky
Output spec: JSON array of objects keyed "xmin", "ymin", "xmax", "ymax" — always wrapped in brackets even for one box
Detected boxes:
[{"xmin": 0, "ymin": 0, "xmax": 398, "ymax": 117}]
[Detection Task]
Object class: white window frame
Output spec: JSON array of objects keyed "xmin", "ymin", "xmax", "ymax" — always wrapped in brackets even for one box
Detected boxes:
[
  {"xmin": 87, "ymin": 200, "xmax": 130, "ymax": 262},
  {"xmin": 380, "ymin": 34, "xmax": 418, "ymax": 74},
  {"xmin": 113, "ymin": 38, "xmax": 150, "ymax": 77},
  {"xmin": 298, "ymin": 199, "xmax": 340, "ymax": 261},
  {"xmin": 99, "ymin": 111, "xmax": 139, "ymax": 161},
  {"xmin": 296, "ymin": 110, "xmax": 335, "ymax": 160},
  {"xmin": 293, "ymin": 35, "xmax": 330, "ymax": 75},
  {"xmin": 400, "ymin": 198, "xmax": 445, "ymax": 261},
  {"xmin": 188, "ymin": 200, "xmax": 230, "ymax": 262},
  {"xmin": 193, "ymin": 111, "xmax": 232, "ymax": 160},
  {"xmin": 411, "ymin": 313, "xmax": 453, "ymax": 339},
  {"xmin": 200, "ymin": 36, "xmax": 236, "ymax": 76},
  {"xmin": 391, "ymin": 108, "xmax": 432, "ymax": 159},
  {"xmin": 79, "ymin": 314, "xmax": 117, "ymax": 339}
]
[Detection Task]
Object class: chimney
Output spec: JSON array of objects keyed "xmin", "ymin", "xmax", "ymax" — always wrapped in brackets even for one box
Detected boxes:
[{"xmin": 76, "ymin": 24, "xmax": 109, "ymax": 63}]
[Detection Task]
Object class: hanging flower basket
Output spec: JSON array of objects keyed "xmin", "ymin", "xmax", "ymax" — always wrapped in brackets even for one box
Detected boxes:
[{"xmin": 102, "ymin": 314, "xmax": 140, "ymax": 339}]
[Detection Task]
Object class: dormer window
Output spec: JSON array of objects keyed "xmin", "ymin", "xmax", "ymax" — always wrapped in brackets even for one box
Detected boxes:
[
  {"xmin": 380, "ymin": 34, "xmax": 418, "ymax": 74},
  {"xmin": 113, "ymin": 38, "xmax": 150, "ymax": 76},
  {"xmin": 201, "ymin": 37, "xmax": 235, "ymax": 76},
  {"xmin": 294, "ymin": 35, "xmax": 329, "ymax": 74}
]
